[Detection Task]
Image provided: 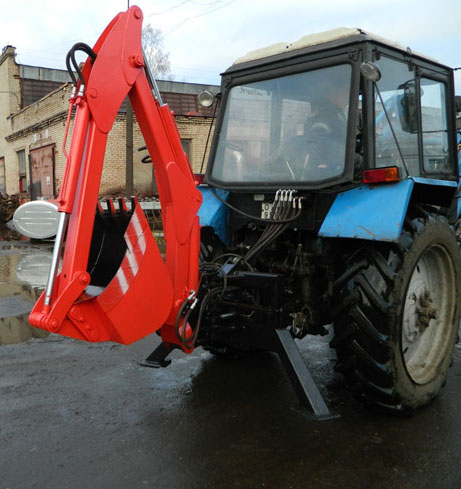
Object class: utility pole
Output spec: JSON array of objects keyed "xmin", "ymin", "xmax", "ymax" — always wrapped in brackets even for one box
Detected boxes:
[
  {"xmin": 126, "ymin": 0, "xmax": 133, "ymax": 197},
  {"xmin": 126, "ymin": 99, "xmax": 134, "ymax": 197}
]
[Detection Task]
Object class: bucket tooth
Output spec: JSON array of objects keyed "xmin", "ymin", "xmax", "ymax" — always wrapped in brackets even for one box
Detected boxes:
[
  {"xmin": 130, "ymin": 196, "xmax": 137, "ymax": 211},
  {"xmin": 106, "ymin": 198, "xmax": 116, "ymax": 221},
  {"xmin": 118, "ymin": 198, "xmax": 128, "ymax": 218},
  {"xmin": 88, "ymin": 198, "xmax": 130, "ymax": 287}
]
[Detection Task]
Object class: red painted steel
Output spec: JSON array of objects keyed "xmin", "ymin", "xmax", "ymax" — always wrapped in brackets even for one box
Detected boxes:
[{"xmin": 29, "ymin": 6, "xmax": 202, "ymax": 350}]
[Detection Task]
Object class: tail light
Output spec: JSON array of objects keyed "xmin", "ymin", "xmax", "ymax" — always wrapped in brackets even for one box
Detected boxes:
[{"xmin": 362, "ymin": 166, "xmax": 400, "ymax": 184}]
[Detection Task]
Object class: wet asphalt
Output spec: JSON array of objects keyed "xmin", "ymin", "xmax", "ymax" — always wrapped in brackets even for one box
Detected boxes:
[{"xmin": 1, "ymin": 243, "xmax": 461, "ymax": 489}]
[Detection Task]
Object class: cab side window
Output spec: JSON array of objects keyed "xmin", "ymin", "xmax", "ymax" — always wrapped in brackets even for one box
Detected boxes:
[
  {"xmin": 374, "ymin": 56, "xmax": 420, "ymax": 175},
  {"xmin": 420, "ymin": 78, "xmax": 450, "ymax": 173}
]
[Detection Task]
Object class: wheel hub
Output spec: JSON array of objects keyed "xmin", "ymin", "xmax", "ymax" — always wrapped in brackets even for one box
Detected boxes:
[
  {"xmin": 402, "ymin": 244, "xmax": 456, "ymax": 385},
  {"xmin": 403, "ymin": 288, "xmax": 438, "ymax": 344},
  {"xmin": 415, "ymin": 289, "xmax": 438, "ymax": 332}
]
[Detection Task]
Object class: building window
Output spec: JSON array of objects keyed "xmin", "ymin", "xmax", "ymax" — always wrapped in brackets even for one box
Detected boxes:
[
  {"xmin": 181, "ymin": 139, "xmax": 192, "ymax": 160},
  {"xmin": 17, "ymin": 149, "xmax": 27, "ymax": 192}
]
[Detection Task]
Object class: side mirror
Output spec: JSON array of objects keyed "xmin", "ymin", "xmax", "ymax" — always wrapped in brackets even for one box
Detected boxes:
[
  {"xmin": 360, "ymin": 62, "xmax": 381, "ymax": 82},
  {"xmin": 398, "ymin": 80, "xmax": 418, "ymax": 133}
]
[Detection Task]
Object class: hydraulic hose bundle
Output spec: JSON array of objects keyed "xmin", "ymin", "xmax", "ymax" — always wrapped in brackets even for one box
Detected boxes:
[
  {"xmin": 66, "ymin": 43, "xmax": 97, "ymax": 88},
  {"xmin": 244, "ymin": 189, "xmax": 302, "ymax": 263}
]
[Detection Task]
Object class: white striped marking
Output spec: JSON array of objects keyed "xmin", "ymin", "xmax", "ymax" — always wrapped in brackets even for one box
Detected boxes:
[
  {"xmin": 115, "ymin": 268, "xmax": 129, "ymax": 294},
  {"xmin": 130, "ymin": 209, "xmax": 146, "ymax": 254}
]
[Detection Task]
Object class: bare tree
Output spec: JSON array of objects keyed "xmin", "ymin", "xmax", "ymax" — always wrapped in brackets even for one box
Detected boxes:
[{"xmin": 142, "ymin": 24, "xmax": 171, "ymax": 79}]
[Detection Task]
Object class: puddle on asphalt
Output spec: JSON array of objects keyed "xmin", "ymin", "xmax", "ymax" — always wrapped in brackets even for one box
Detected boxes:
[
  {"xmin": 15, "ymin": 250, "xmax": 52, "ymax": 288},
  {"xmin": 0, "ymin": 250, "xmax": 51, "ymax": 297},
  {"xmin": 0, "ymin": 244, "xmax": 52, "ymax": 294}
]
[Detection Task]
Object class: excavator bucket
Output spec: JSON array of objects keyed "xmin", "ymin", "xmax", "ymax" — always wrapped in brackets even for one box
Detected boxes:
[
  {"xmin": 30, "ymin": 199, "xmax": 174, "ymax": 344},
  {"xmin": 28, "ymin": 6, "xmax": 202, "ymax": 348}
]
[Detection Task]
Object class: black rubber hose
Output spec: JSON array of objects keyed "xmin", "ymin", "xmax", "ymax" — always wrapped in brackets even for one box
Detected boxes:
[
  {"xmin": 209, "ymin": 186, "xmax": 301, "ymax": 224},
  {"xmin": 66, "ymin": 43, "xmax": 97, "ymax": 87},
  {"xmin": 244, "ymin": 196, "xmax": 299, "ymax": 262},
  {"xmin": 65, "ymin": 51, "xmax": 78, "ymax": 86}
]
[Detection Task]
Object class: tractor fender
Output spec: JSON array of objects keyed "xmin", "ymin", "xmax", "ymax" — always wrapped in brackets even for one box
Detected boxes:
[
  {"xmin": 198, "ymin": 186, "xmax": 229, "ymax": 244},
  {"xmin": 319, "ymin": 177, "xmax": 458, "ymax": 242}
]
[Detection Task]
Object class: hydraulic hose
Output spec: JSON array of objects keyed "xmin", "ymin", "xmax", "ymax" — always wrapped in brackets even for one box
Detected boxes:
[{"xmin": 65, "ymin": 43, "xmax": 97, "ymax": 87}]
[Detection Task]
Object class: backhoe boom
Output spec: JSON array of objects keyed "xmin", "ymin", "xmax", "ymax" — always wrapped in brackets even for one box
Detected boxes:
[{"xmin": 29, "ymin": 6, "xmax": 202, "ymax": 350}]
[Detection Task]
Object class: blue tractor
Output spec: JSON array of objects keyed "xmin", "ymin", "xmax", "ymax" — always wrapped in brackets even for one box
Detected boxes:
[{"xmin": 193, "ymin": 28, "xmax": 461, "ymax": 414}]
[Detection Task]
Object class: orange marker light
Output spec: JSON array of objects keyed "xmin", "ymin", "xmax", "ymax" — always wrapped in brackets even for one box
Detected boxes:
[{"xmin": 362, "ymin": 166, "xmax": 400, "ymax": 184}]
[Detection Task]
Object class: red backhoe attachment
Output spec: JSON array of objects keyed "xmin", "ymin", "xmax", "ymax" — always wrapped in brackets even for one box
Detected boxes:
[{"xmin": 29, "ymin": 6, "xmax": 202, "ymax": 350}]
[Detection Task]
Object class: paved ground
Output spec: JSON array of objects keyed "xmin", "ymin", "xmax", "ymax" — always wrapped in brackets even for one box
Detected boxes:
[
  {"xmin": 1, "ymin": 243, "xmax": 461, "ymax": 489},
  {"xmin": 2, "ymin": 331, "xmax": 461, "ymax": 489}
]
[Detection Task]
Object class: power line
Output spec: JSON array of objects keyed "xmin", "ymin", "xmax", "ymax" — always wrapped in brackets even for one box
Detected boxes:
[
  {"xmin": 14, "ymin": 1, "xmax": 237, "ymax": 75},
  {"xmin": 145, "ymin": 0, "xmax": 226, "ymax": 17},
  {"xmin": 165, "ymin": 0, "xmax": 236, "ymax": 35},
  {"xmin": 145, "ymin": 0, "xmax": 192, "ymax": 17},
  {"xmin": 189, "ymin": 0, "xmax": 225, "ymax": 4}
]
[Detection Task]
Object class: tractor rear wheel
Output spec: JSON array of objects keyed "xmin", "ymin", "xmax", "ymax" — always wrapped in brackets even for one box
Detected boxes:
[{"xmin": 333, "ymin": 214, "xmax": 461, "ymax": 413}]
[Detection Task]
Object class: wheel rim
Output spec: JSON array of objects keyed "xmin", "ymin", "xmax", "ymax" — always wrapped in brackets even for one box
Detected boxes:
[{"xmin": 402, "ymin": 244, "xmax": 457, "ymax": 385}]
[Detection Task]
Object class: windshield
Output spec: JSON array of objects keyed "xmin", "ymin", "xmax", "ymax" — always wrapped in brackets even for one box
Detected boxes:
[{"xmin": 211, "ymin": 64, "xmax": 352, "ymax": 184}]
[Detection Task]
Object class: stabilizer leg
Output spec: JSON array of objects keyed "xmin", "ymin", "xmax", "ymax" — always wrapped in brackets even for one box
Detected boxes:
[
  {"xmin": 140, "ymin": 342, "xmax": 174, "ymax": 368},
  {"xmin": 273, "ymin": 329, "xmax": 331, "ymax": 418}
]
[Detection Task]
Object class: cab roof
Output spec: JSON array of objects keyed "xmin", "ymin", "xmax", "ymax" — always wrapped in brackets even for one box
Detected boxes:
[{"xmin": 229, "ymin": 27, "xmax": 444, "ymax": 71}]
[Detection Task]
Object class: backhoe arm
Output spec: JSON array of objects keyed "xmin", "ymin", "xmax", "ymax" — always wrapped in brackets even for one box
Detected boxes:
[{"xmin": 29, "ymin": 6, "xmax": 202, "ymax": 350}]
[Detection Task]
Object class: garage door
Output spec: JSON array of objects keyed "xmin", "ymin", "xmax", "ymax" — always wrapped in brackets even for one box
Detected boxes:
[{"xmin": 30, "ymin": 145, "xmax": 55, "ymax": 199}]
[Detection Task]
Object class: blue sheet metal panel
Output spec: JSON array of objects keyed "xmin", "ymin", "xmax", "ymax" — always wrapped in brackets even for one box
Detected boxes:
[
  {"xmin": 411, "ymin": 177, "xmax": 457, "ymax": 188},
  {"xmin": 457, "ymin": 187, "xmax": 461, "ymax": 221},
  {"xmin": 458, "ymin": 132, "xmax": 461, "ymax": 176},
  {"xmin": 197, "ymin": 186, "xmax": 229, "ymax": 244},
  {"xmin": 319, "ymin": 179, "xmax": 414, "ymax": 241},
  {"xmin": 411, "ymin": 176, "xmax": 459, "ymax": 219},
  {"xmin": 457, "ymin": 132, "xmax": 461, "ymax": 218}
]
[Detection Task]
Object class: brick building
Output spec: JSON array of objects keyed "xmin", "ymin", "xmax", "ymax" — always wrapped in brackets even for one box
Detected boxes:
[{"xmin": 0, "ymin": 45, "xmax": 218, "ymax": 199}]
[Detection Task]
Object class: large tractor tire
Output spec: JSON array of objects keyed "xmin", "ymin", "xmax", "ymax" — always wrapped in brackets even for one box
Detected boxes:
[{"xmin": 333, "ymin": 214, "xmax": 461, "ymax": 413}]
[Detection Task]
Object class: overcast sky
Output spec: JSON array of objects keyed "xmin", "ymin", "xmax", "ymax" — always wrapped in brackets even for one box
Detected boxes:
[{"xmin": 2, "ymin": 0, "xmax": 460, "ymax": 93}]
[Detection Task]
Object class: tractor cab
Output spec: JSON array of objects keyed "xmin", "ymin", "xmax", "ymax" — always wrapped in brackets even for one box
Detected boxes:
[{"xmin": 205, "ymin": 28, "xmax": 458, "ymax": 190}]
